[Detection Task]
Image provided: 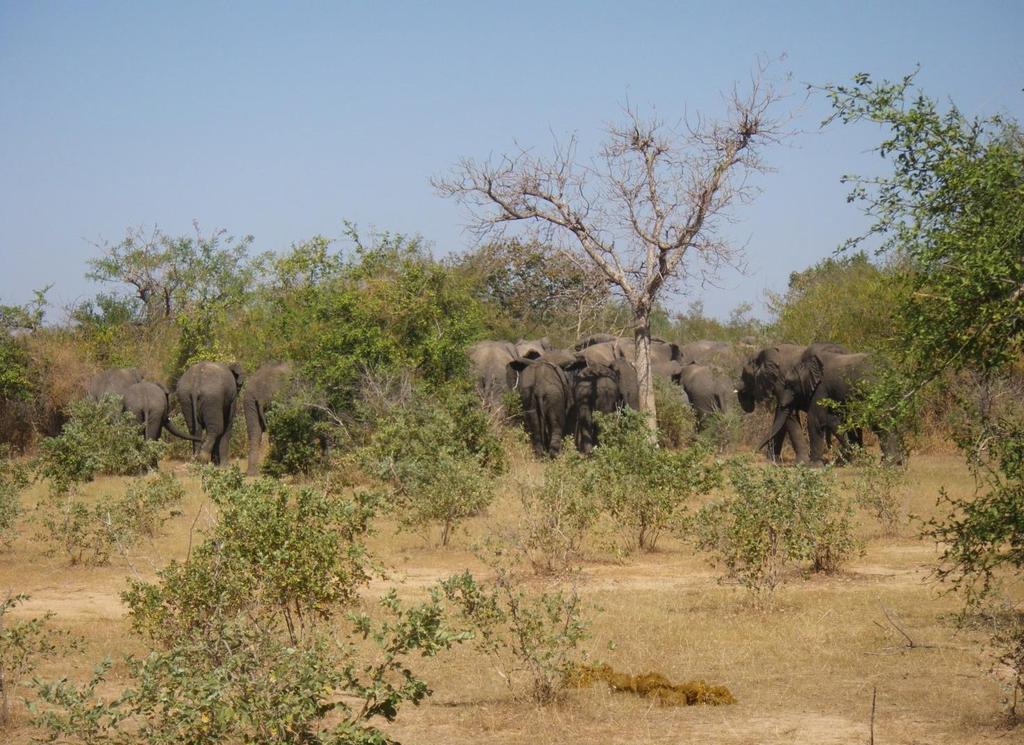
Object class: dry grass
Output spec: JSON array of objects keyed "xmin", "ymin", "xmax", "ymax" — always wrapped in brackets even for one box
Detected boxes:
[{"xmin": 0, "ymin": 452, "xmax": 1018, "ymax": 744}]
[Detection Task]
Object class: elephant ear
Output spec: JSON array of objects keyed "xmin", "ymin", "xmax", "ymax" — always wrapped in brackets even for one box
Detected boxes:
[
  {"xmin": 228, "ymin": 362, "xmax": 245, "ymax": 390},
  {"xmin": 611, "ymin": 359, "xmax": 640, "ymax": 409},
  {"xmin": 668, "ymin": 342, "xmax": 682, "ymax": 361},
  {"xmin": 801, "ymin": 353, "xmax": 826, "ymax": 395}
]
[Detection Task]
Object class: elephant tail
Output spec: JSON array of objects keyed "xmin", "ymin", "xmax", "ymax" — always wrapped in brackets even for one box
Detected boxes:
[{"xmin": 164, "ymin": 416, "xmax": 203, "ymax": 442}]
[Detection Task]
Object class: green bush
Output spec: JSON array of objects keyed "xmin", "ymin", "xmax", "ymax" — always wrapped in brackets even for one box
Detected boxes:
[
  {"xmin": 36, "ymin": 397, "xmax": 165, "ymax": 495},
  {"xmin": 361, "ymin": 384, "xmax": 502, "ymax": 545},
  {"xmin": 693, "ymin": 461, "xmax": 860, "ymax": 607},
  {"xmin": 261, "ymin": 384, "xmax": 335, "ymax": 478},
  {"xmin": 846, "ymin": 449, "xmax": 905, "ymax": 537},
  {"xmin": 0, "ymin": 448, "xmax": 29, "ymax": 549},
  {"xmin": 39, "ymin": 472, "xmax": 185, "ymax": 566},
  {"xmin": 35, "ymin": 468, "xmax": 466, "ymax": 744},
  {"xmin": 441, "ymin": 548, "xmax": 589, "ymax": 704},
  {"xmin": 654, "ymin": 376, "xmax": 694, "ymax": 449},
  {"xmin": 587, "ymin": 409, "xmax": 722, "ymax": 552},
  {"xmin": 516, "ymin": 449, "xmax": 601, "ymax": 575},
  {"xmin": 1, "ymin": 592, "xmax": 74, "ymax": 728}
]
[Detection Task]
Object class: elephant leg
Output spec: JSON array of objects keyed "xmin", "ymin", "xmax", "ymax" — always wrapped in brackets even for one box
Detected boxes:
[
  {"xmin": 784, "ymin": 410, "xmax": 810, "ymax": 464},
  {"xmin": 216, "ymin": 401, "xmax": 234, "ymax": 466},
  {"xmin": 243, "ymin": 396, "xmax": 264, "ymax": 476},
  {"xmin": 544, "ymin": 399, "xmax": 564, "ymax": 457},
  {"xmin": 807, "ymin": 404, "xmax": 829, "ymax": 465},
  {"xmin": 145, "ymin": 414, "xmax": 162, "ymax": 441},
  {"xmin": 522, "ymin": 401, "xmax": 544, "ymax": 457},
  {"xmin": 197, "ymin": 402, "xmax": 222, "ymax": 465},
  {"xmin": 180, "ymin": 397, "xmax": 200, "ymax": 457}
]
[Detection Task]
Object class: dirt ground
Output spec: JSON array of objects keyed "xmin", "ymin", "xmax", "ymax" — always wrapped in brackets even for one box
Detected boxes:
[{"xmin": 2, "ymin": 452, "xmax": 1020, "ymax": 744}]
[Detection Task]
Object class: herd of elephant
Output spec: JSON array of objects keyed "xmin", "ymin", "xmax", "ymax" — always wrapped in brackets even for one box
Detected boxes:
[
  {"xmin": 87, "ymin": 361, "xmax": 293, "ymax": 476},
  {"xmin": 83, "ymin": 336, "xmax": 902, "ymax": 477},
  {"xmin": 469, "ymin": 334, "xmax": 905, "ymax": 465}
]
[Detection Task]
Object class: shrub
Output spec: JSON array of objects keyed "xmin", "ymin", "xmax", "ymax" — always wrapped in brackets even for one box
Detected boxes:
[
  {"xmin": 261, "ymin": 384, "xmax": 335, "ymax": 478},
  {"xmin": 587, "ymin": 409, "xmax": 722, "ymax": 552},
  {"xmin": 653, "ymin": 376, "xmax": 694, "ymax": 449},
  {"xmin": 36, "ymin": 397, "xmax": 164, "ymax": 495},
  {"xmin": 693, "ymin": 461, "xmax": 860, "ymax": 607},
  {"xmin": 846, "ymin": 449, "xmax": 905, "ymax": 537},
  {"xmin": 34, "ymin": 468, "xmax": 466, "ymax": 744},
  {"xmin": 0, "ymin": 448, "xmax": 29, "ymax": 549},
  {"xmin": 39, "ymin": 472, "xmax": 185, "ymax": 566},
  {"xmin": 361, "ymin": 384, "xmax": 502, "ymax": 545},
  {"xmin": 0, "ymin": 592, "xmax": 74, "ymax": 728},
  {"xmin": 515, "ymin": 449, "xmax": 601, "ymax": 575},
  {"xmin": 441, "ymin": 546, "xmax": 589, "ymax": 704}
]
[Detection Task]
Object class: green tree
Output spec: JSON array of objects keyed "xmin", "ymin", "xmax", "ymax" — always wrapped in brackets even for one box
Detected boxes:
[
  {"xmin": 767, "ymin": 252, "xmax": 897, "ymax": 350},
  {"xmin": 453, "ymin": 239, "xmax": 613, "ymax": 341},
  {"xmin": 823, "ymin": 72, "xmax": 1024, "ymax": 714}
]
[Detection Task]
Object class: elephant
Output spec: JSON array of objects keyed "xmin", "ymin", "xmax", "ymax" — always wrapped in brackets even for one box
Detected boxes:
[
  {"xmin": 570, "ymin": 357, "xmax": 640, "ymax": 454},
  {"xmin": 506, "ymin": 353, "xmax": 576, "ymax": 457},
  {"xmin": 736, "ymin": 342, "xmax": 846, "ymax": 464},
  {"xmin": 467, "ymin": 340, "xmax": 521, "ymax": 407},
  {"xmin": 658, "ymin": 361, "xmax": 735, "ymax": 431},
  {"xmin": 175, "ymin": 361, "xmax": 244, "ymax": 465},
  {"xmin": 574, "ymin": 333, "xmax": 619, "ymax": 350},
  {"xmin": 797, "ymin": 349, "xmax": 905, "ymax": 465},
  {"xmin": 87, "ymin": 367, "xmax": 143, "ymax": 401},
  {"xmin": 242, "ymin": 361, "xmax": 295, "ymax": 476},
  {"xmin": 514, "ymin": 338, "xmax": 552, "ymax": 360},
  {"xmin": 122, "ymin": 380, "xmax": 202, "ymax": 442}
]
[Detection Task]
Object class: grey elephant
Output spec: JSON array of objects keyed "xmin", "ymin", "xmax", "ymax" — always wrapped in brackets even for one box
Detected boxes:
[
  {"xmin": 506, "ymin": 352, "xmax": 576, "ymax": 457},
  {"xmin": 242, "ymin": 361, "xmax": 294, "ymax": 476},
  {"xmin": 175, "ymin": 361, "xmax": 244, "ymax": 465},
  {"xmin": 574, "ymin": 333, "xmax": 619, "ymax": 350},
  {"xmin": 88, "ymin": 367, "xmax": 143, "ymax": 401},
  {"xmin": 658, "ymin": 360, "xmax": 734, "ymax": 431},
  {"xmin": 467, "ymin": 340, "xmax": 521, "ymax": 407},
  {"xmin": 514, "ymin": 338, "xmax": 552, "ymax": 360},
  {"xmin": 123, "ymin": 380, "xmax": 202, "ymax": 442},
  {"xmin": 736, "ymin": 342, "xmax": 846, "ymax": 464},
  {"xmin": 571, "ymin": 357, "xmax": 639, "ymax": 454},
  {"xmin": 797, "ymin": 348, "xmax": 905, "ymax": 465}
]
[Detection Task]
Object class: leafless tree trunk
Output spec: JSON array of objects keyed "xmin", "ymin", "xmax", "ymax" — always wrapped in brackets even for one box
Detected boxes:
[{"xmin": 436, "ymin": 63, "xmax": 786, "ymax": 427}]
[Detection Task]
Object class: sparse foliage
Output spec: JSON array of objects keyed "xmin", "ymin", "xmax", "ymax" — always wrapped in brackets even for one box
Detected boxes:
[
  {"xmin": 0, "ymin": 449, "xmax": 29, "ymax": 549},
  {"xmin": 588, "ymin": 409, "xmax": 721, "ymax": 552},
  {"xmin": 36, "ymin": 397, "xmax": 164, "ymax": 495},
  {"xmin": 360, "ymin": 384, "xmax": 502, "ymax": 546},
  {"xmin": 693, "ymin": 461, "xmax": 860, "ymax": 606},
  {"xmin": 441, "ymin": 546, "xmax": 589, "ymax": 704},
  {"xmin": 34, "ymin": 468, "xmax": 465, "ymax": 744},
  {"xmin": 0, "ymin": 593, "xmax": 73, "ymax": 728}
]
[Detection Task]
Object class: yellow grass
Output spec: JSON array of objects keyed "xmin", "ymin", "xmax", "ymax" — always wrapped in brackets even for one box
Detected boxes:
[{"xmin": 1, "ymin": 452, "xmax": 1019, "ymax": 744}]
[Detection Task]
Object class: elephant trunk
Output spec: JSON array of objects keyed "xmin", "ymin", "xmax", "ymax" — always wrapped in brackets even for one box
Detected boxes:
[{"xmin": 759, "ymin": 405, "xmax": 791, "ymax": 453}]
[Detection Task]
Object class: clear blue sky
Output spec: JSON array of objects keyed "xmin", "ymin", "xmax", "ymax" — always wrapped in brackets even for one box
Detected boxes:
[{"xmin": 1, "ymin": 1, "xmax": 1021, "ymax": 321}]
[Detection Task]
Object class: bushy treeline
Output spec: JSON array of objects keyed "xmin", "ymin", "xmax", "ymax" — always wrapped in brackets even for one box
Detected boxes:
[{"xmin": 0, "ymin": 219, "xmax": 917, "ymax": 454}]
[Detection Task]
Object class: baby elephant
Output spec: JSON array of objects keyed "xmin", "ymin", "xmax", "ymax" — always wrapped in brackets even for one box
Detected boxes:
[{"xmin": 123, "ymin": 381, "xmax": 201, "ymax": 442}]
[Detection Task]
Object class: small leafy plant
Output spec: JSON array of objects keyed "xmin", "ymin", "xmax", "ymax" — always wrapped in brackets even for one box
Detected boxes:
[
  {"xmin": 36, "ymin": 396, "xmax": 164, "ymax": 495},
  {"xmin": 588, "ymin": 409, "xmax": 722, "ymax": 552},
  {"xmin": 441, "ymin": 544, "xmax": 589, "ymax": 704},
  {"xmin": 0, "ymin": 447, "xmax": 29, "ymax": 549},
  {"xmin": 361, "ymin": 384, "xmax": 502, "ymax": 545},
  {"xmin": 0, "ymin": 592, "xmax": 75, "ymax": 728},
  {"xmin": 693, "ymin": 460, "xmax": 860, "ymax": 607}
]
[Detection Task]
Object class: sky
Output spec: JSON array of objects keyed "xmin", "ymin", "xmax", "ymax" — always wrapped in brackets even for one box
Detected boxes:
[{"xmin": 1, "ymin": 1, "xmax": 1021, "ymax": 322}]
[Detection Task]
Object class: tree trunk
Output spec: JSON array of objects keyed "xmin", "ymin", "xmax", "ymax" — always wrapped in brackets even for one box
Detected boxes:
[{"xmin": 632, "ymin": 313, "xmax": 657, "ymax": 432}]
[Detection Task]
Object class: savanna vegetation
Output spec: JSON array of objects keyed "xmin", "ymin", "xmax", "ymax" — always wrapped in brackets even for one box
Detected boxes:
[{"xmin": 0, "ymin": 72, "xmax": 1021, "ymax": 743}]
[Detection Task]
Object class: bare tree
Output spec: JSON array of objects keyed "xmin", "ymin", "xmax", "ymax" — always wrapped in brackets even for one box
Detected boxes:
[{"xmin": 436, "ymin": 69, "xmax": 786, "ymax": 425}]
